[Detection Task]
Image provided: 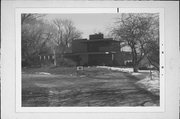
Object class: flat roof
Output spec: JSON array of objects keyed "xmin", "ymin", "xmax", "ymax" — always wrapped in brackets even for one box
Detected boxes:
[
  {"xmin": 74, "ymin": 38, "xmax": 119, "ymax": 43},
  {"xmin": 65, "ymin": 51, "xmax": 117, "ymax": 56}
]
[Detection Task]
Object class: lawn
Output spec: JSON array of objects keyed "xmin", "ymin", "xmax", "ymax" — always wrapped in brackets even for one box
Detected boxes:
[{"xmin": 22, "ymin": 66, "xmax": 159, "ymax": 107}]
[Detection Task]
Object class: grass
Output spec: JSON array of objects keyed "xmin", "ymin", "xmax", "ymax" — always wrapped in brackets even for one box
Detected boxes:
[{"xmin": 22, "ymin": 66, "xmax": 159, "ymax": 107}]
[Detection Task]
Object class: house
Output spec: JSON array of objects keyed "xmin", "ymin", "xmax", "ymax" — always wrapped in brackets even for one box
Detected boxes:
[{"xmin": 65, "ymin": 33, "xmax": 132, "ymax": 66}]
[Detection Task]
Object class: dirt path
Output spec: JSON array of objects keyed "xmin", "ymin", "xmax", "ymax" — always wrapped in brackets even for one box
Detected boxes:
[{"xmin": 22, "ymin": 70, "xmax": 159, "ymax": 107}]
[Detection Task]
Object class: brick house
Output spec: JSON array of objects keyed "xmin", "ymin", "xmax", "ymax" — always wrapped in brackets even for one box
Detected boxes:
[{"xmin": 65, "ymin": 33, "xmax": 132, "ymax": 66}]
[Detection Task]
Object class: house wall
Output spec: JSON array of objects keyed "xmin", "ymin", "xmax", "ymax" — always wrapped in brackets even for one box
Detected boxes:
[
  {"xmin": 114, "ymin": 52, "xmax": 132, "ymax": 66},
  {"xmin": 88, "ymin": 54, "xmax": 113, "ymax": 66},
  {"xmin": 87, "ymin": 41, "xmax": 119, "ymax": 52},
  {"xmin": 79, "ymin": 54, "xmax": 88, "ymax": 66},
  {"xmin": 87, "ymin": 42, "xmax": 108, "ymax": 52},
  {"xmin": 72, "ymin": 39, "xmax": 87, "ymax": 53},
  {"xmin": 69, "ymin": 34, "xmax": 132, "ymax": 67}
]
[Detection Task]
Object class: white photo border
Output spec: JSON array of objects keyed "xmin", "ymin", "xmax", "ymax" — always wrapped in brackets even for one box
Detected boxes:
[{"xmin": 16, "ymin": 8, "xmax": 165, "ymax": 113}]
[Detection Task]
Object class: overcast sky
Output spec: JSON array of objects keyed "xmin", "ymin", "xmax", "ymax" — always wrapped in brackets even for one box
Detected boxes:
[{"xmin": 44, "ymin": 13, "xmax": 119, "ymax": 39}]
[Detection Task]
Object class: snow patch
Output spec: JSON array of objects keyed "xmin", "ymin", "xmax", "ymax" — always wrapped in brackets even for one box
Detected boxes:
[
  {"xmin": 131, "ymin": 72, "xmax": 142, "ymax": 76},
  {"xmin": 36, "ymin": 72, "xmax": 51, "ymax": 75},
  {"xmin": 136, "ymin": 75, "xmax": 160, "ymax": 96},
  {"xmin": 97, "ymin": 66, "xmax": 133, "ymax": 73}
]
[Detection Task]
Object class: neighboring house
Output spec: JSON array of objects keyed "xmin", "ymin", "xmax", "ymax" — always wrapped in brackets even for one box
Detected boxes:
[{"xmin": 65, "ymin": 33, "xmax": 132, "ymax": 66}]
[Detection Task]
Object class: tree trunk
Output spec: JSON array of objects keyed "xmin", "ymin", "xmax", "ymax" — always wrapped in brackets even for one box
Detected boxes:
[
  {"xmin": 131, "ymin": 47, "xmax": 138, "ymax": 72},
  {"xmin": 147, "ymin": 56, "xmax": 159, "ymax": 71},
  {"xmin": 53, "ymin": 49, "xmax": 57, "ymax": 66}
]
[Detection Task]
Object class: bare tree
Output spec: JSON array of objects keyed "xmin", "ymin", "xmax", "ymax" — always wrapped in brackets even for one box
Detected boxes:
[
  {"xmin": 21, "ymin": 14, "xmax": 45, "ymax": 25},
  {"xmin": 21, "ymin": 14, "xmax": 52, "ymax": 66},
  {"xmin": 111, "ymin": 13, "xmax": 159, "ymax": 72},
  {"xmin": 51, "ymin": 18, "xmax": 82, "ymax": 66},
  {"xmin": 146, "ymin": 40, "xmax": 159, "ymax": 70}
]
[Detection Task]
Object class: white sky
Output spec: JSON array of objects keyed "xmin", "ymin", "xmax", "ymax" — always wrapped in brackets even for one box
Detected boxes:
[
  {"xmin": 44, "ymin": 13, "xmax": 119, "ymax": 39},
  {"xmin": 43, "ymin": 13, "xmax": 131, "ymax": 51}
]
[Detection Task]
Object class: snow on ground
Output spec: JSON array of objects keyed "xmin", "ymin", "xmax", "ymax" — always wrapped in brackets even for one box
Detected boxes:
[
  {"xmin": 97, "ymin": 66, "xmax": 133, "ymax": 73},
  {"xmin": 131, "ymin": 72, "xmax": 142, "ymax": 75},
  {"xmin": 36, "ymin": 72, "xmax": 51, "ymax": 75},
  {"xmin": 97, "ymin": 66, "xmax": 149, "ymax": 76},
  {"xmin": 97, "ymin": 66, "xmax": 160, "ymax": 96},
  {"xmin": 134, "ymin": 71, "xmax": 160, "ymax": 96},
  {"xmin": 136, "ymin": 74, "xmax": 159, "ymax": 96}
]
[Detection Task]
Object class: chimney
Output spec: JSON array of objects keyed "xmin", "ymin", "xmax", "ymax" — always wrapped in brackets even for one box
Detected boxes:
[{"xmin": 89, "ymin": 33, "xmax": 104, "ymax": 40}]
